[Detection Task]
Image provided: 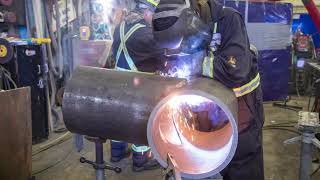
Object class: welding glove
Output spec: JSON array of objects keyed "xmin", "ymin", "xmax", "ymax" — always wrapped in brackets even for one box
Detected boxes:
[
  {"xmin": 157, "ymin": 51, "xmax": 205, "ymax": 79},
  {"xmin": 190, "ymin": 102, "xmax": 229, "ymax": 131}
]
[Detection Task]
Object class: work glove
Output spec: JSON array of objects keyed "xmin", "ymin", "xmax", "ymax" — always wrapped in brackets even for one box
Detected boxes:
[{"xmin": 181, "ymin": 102, "xmax": 229, "ymax": 132}]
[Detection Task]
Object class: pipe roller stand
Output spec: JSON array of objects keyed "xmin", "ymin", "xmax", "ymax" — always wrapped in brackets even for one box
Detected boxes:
[{"xmin": 79, "ymin": 136, "xmax": 121, "ymax": 180}]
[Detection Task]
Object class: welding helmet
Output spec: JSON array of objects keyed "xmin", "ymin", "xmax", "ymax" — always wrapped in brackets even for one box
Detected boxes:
[
  {"xmin": 152, "ymin": 0, "xmax": 212, "ymax": 56},
  {"xmin": 136, "ymin": 0, "xmax": 160, "ymax": 11}
]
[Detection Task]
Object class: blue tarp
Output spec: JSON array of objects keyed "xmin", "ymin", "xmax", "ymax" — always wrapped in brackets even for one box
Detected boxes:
[
  {"xmin": 258, "ymin": 49, "xmax": 291, "ymax": 101},
  {"xmin": 222, "ymin": 1, "xmax": 246, "ymax": 15},
  {"xmin": 220, "ymin": 0, "xmax": 292, "ymax": 24},
  {"xmin": 248, "ymin": 2, "xmax": 292, "ymax": 24},
  {"xmin": 219, "ymin": 0, "xmax": 292, "ymax": 101}
]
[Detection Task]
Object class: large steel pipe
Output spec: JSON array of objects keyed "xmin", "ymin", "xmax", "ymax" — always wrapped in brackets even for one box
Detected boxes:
[
  {"xmin": 63, "ymin": 66, "xmax": 238, "ymax": 178},
  {"xmin": 62, "ymin": 66, "xmax": 187, "ymax": 144}
]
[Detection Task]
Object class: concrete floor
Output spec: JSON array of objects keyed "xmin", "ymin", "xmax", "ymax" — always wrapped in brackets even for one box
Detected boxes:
[{"xmin": 32, "ymin": 96, "xmax": 320, "ymax": 180}]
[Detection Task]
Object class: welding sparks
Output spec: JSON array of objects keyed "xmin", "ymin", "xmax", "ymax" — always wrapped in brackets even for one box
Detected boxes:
[
  {"xmin": 172, "ymin": 114, "xmax": 183, "ymax": 145},
  {"xmin": 166, "ymin": 95, "xmax": 213, "ymax": 145},
  {"xmin": 168, "ymin": 95, "xmax": 212, "ymax": 108},
  {"xmin": 161, "ymin": 50, "xmax": 205, "ymax": 81},
  {"xmin": 167, "ymin": 64, "xmax": 192, "ymax": 80}
]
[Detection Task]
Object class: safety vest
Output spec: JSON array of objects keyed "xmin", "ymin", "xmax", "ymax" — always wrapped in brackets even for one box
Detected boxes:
[
  {"xmin": 113, "ymin": 21, "xmax": 151, "ymax": 153},
  {"xmin": 202, "ymin": 22, "xmax": 260, "ymax": 98},
  {"xmin": 132, "ymin": 144, "xmax": 151, "ymax": 153},
  {"xmin": 115, "ymin": 21, "xmax": 146, "ymax": 71}
]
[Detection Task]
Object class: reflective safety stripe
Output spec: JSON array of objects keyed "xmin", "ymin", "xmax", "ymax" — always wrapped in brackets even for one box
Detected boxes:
[
  {"xmin": 202, "ymin": 51, "xmax": 214, "ymax": 78},
  {"xmin": 147, "ymin": 0, "xmax": 160, "ymax": 7},
  {"xmin": 115, "ymin": 22, "xmax": 146, "ymax": 71},
  {"xmin": 111, "ymin": 140, "xmax": 122, "ymax": 142},
  {"xmin": 203, "ymin": 22, "xmax": 217, "ymax": 77},
  {"xmin": 115, "ymin": 66, "xmax": 155, "ymax": 76},
  {"xmin": 131, "ymin": 144, "xmax": 150, "ymax": 153},
  {"xmin": 115, "ymin": 66, "xmax": 133, "ymax": 71},
  {"xmin": 213, "ymin": 22, "xmax": 217, "ymax": 33},
  {"xmin": 233, "ymin": 73, "xmax": 260, "ymax": 97}
]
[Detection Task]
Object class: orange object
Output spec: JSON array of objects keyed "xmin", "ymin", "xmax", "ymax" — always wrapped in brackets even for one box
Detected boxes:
[
  {"xmin": 79, "ymin": 26, "xmax": 91, "ymax": 40},
  {"xmin": 31, "ymin": 38, "xmax": 51, "ymax": 44}
]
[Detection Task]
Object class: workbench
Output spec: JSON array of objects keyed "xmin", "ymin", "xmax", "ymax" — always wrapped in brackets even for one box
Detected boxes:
[
  {"xmin": 306, "ymin": 62, "xmax": 320, "ymax": 114},
  {"xmin": 306, "ymin": 62, "xmax": 320, "ymax": 87},
  {"xmin": 308, "ymin": 62, "xmax": 320, "ymax": 73}
]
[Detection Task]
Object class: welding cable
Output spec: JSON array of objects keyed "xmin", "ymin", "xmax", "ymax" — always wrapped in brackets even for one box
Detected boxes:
[
  {"xmin": 309, "ymin": 95, "xmax": 313, "ymax": 111},
  {"xmin": 263, "ymin": 121, "xmax": 297, "ymax": 128},
  {"xmin": 264, "ymin": 125, "xmax": 296, "ymax": 128},
  {"xmin": 311, "ymin": 166, "xmax": 320, "ymax": 177},
  {"xmin": 32, "ymin": 132, "xmax": 72, "ymax": 156},
  {"xmin": 264, "ymin": 121, "xmax": 297, "ymax": 126},
  {"xmin": 2, "ymin": 67, "xmax": 17, "ymax": 89},
  {"xmin": 0, "ymin": 65, "xmax": 16, "ymax": 89},
  {"xmin": 262, "ymin": 127, "xmax": 300, "ymax": 135},
  {"xmin": 32, "ymin": 149, "xmax": 73, "ymax": 176},
  {"xmin": 1, "ymin": 70, "xmax": 9, "ymax": 89},
  {"xmin": 4, "ymin": 73, "xmax": 9, "ymax": 89},
  {"xmin": 5, "ymin": 77, "xmax": 10, "ymax": 89},
  {"xmin": 4, "ymin": 73, "xmax": 16, "ymax": 88},
  {"xmin": 0, "ymin": 66, "xmax": 8, "ymax": 89}
]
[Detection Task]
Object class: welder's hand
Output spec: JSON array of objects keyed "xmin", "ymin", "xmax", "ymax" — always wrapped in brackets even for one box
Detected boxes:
[
  {"xmin": 207, "ymin": 105, "xmax": 229, "ymax": 130},
  {"xmin": 209, "ymin": 33, "xmax": 221, "ymax": 52},
  {"xmin": 190, "ymin": 103, "xmax": 229, "ymax": 131}
]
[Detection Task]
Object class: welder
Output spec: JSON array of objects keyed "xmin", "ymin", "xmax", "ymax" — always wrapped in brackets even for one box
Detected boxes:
[
  {"xmin": 110, "ymin": 0, "xmax": 163, "ymax": 172},
  {"xmin": 152, "ymin": 0, "xmax": 264, "ymax": 179}
]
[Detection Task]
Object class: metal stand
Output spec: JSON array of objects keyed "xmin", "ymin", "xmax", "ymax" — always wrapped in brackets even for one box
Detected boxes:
[
  {"xmin": 284, "ymin": 111, "xmax": 320, "ymax": 180},
  {"xmin": 80, "ymin": 137, "xmax": 121, "ymax": 180},
  {"xmin": 164, "ymin": 154, "xmax": 182, "ymax": 180},
  {"xmin": 164, "ymin": 154, "xmax": 223, "ymax": 180}
]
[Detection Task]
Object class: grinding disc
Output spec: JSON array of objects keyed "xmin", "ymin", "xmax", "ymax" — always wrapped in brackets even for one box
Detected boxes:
[
  {"xmin": 0, "ymin": 0, "xmax": 13, "ymax": 6},
  {"xmin": 0, "ymin": 38, "xmax": 13, "ymax": 64}
]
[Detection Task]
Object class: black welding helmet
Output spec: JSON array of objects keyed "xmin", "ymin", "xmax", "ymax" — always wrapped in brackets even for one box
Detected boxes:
[
  {"xmin": 135, "ymin": 0, "xmax": 160, "ymax": 11},
  {"xmin": 152, "ymin": 0, "xmax": 212, "ymax": 56}
]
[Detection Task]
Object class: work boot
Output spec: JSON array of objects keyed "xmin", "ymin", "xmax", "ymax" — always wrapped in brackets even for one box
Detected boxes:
[
  {"xmin": 110, "ymin": 140, "xmax": 130, "ymax": 162},
  {"xmin": 132, "ymin": 145, "xmax": 160, "ymax": 172}
]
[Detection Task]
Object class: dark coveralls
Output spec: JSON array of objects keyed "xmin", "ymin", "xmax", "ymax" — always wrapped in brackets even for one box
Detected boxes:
[
  {"xmin": 111, "ymin": 10, "xmax": 164, "ymax": 166},
  {"xmin": 112, "ymin": 14, "xmax": 164, "ymax": 72},
  {"xmin": 201, "ymin": 1, "xmax": 265, "ymax": 179}
]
